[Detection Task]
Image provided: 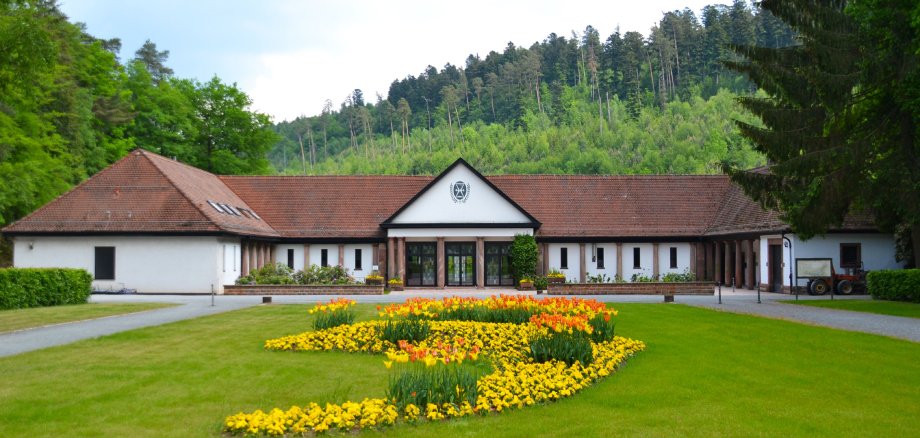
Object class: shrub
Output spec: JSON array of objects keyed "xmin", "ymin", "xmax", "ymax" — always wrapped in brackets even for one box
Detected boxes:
[
  {"xmin": 867, "ymin": 269, "xmax": 920, "ymax": 302},
  {"xmin": 510, "ymin": 234, "xmax": 537, "ymax": 283},
  {"xmin": 237, "ymin": 263, "xmax": 294, "ymax": 285},
  {"xmin": 380, "ymin": 319, "xmax": 431, "ymax": 344},
  {"xmin": 661, "ymin": 269, "xmax": 696, "ymax": 282},
  {"xmin": 528, "ymin": 332, "xmax": 593, "ymax": 366},
  {"xmin": 293, "ymin": 265, "xmax": 355, "ymax": 285},
  {"xmin": 630, "ymin": 273, "xmax": 655, "ymax": 282},
  {"xmin": 388, "ymin": 277, "xmax": 403, "ymax": 286},
  {"xmin": 0, "ymin": 268, "xmax": 92, "ymax": 310},
  {"xmin": 533, "ymin": 276, "xmax": 548, "ymax": 291},
  {"xmin": 547, "ymin": 269, "xmax": 566, "ymax": 279},
  {"xmin": 587, "ymin": 273, "xmax": 611, "ymax": 283}
]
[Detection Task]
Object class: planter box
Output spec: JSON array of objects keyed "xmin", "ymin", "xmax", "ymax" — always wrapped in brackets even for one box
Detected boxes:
[
  {"xmin": 365, "ymin": 279, "xmax": 383, "ymax": 286},
  {"xmin": 224, "ymin": 284, "xmax": 384, "ymax": 295},
  {"xmin": 547, "ymin": 277, "xmax": 566, "ymax": 284},
  {"xmin": 547, "ymin": 282, "xmax": 714, "ymax": 296},
  {"xmin": 389, "ymin": 285, "xmax": 404, "ymax": 291},
  {"xmin": 518, "ymin": 282, "xmax": 534, "ymax": 290}
]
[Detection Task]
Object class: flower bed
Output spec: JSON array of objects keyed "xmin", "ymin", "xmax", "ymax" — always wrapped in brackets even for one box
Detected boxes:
[{"xmin": 225, "ymin": 296, "xmax": 645, "ymax": 435}]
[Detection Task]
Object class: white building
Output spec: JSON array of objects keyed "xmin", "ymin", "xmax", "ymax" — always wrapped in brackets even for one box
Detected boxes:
[{"xmin": 2, "ymin": 149, "xmax": 899, "ymax": 293}]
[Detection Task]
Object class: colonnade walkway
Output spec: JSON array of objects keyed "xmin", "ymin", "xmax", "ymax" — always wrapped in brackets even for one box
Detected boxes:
[{"xmin": 1, "ymin": 288, "xmax": 916, "ymax": 358}]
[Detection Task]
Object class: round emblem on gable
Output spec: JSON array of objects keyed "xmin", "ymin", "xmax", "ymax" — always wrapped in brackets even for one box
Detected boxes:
[{"xmin": 450, "ymin": 180, "xmax": 471, "ymax": 203}]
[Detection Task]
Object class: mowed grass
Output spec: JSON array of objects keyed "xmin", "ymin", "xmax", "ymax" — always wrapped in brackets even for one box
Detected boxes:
[
  {"xmin": 0, "ymin": 303, "xmax": 917, "ymax": 437},
  {"xmin": 779, "ymin": 299, "xmax": 920, "ymax": 319},
  {"xmin": 0, "ymin": 302, "xmax": 177, "ymax": 333}
]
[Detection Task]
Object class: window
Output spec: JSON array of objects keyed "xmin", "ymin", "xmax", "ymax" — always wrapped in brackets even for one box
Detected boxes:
[
  {"xmin": 633, "ymin": 247, "xmax": 641, "ymax": 269},
  {"xmin": 321, "ymin": 249, "xmax": 329, "ymax": 267},
  {"xmin": 560, "ymin": 247, "xmax": 568, "ymax": 269},
  {"xmin": 840, "ymin": 243, "xmax": 861, "ymax": 268},
  {"xmin": 596, "ymin": 247, "xmax": 605, "ymax": 269},
  {"xmin": 670, "ymin": 247, "xmax": 678, "ymax": 269},
  {"xmin": 94, "ymin": 247, "xmax": 115, "ymax": 280},
  {"xmin": 287, "ymin": 249, "xmax": 295, "ymax": 269},
  {"xmin": 355, "ymin": 248, "xmax": 363, "ymax": 271}
]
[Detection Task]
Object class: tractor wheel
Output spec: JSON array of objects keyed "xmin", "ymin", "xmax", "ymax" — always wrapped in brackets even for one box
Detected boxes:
[
  {"xmin": 810, "ymin": 279, "xmax": 830, "ymax": 295},
  {"xmin": 806, "ymin": 279, "xmax": 816, "ymax": 295},
  {"xmin": 836, "ymin": 280, "xmax": 854, "ymax": 295}
]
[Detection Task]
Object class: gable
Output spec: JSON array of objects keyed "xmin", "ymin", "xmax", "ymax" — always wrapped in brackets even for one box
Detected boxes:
[{"xmin": 384, "ymin": 160, "xmax": 538, "ymax": 227}]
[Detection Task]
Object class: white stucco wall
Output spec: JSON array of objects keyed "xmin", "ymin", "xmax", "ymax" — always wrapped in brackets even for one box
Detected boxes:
[
  {"xmin": 584, "ymin": 243, "xmax": 618, "ymax": 280},
  {"xmin": 389, "ymin": 165, "xmax": 532, "ymax": 224},
  {"xmin": 344, "ymin": 244, "xmax": 374, "ymax": 281},
  {"xmin": 12, "ymin": 235, "xmax": 232, "ymax": 294},
  {"xmin": 622, "ymin": 243, "xmax": 654, "ymax": 281},
  {"xmin": 759, "ymin": 233, "xmax": 898, "ymax": 287},
  {"xmin": 547, "ymin": 243, "xmax": 582, "ymax": 282},
  {"xmin": 308, "ymin": 244, "xmax": 340, "ymax": 269},
  {"xmin": 388, "ymin": 228, "xmax": 533, "ymax": 238},
  {"xmin": 658, "ymin": 243, "xmax": 692, "ymax": 276},
  {"xmin": 274, "ymin": 244, "xmax": 306, "ymax": 270}
]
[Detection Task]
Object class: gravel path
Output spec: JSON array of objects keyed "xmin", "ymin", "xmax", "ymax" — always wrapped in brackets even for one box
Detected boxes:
[{"xmin": 2, "ymin": 288, "xmax": 915, "ymax": 358}]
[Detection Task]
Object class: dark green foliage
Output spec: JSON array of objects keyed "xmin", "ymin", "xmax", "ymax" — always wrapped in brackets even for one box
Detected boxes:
[
  {"xmin": 0, "ymin": 268, "xmax": 92, "ymax": 310},
  {"xmin": 387, "ymin": 363, "xmax": 481, "ymax": 410},
  {"xmin": 533, "ymin": 276, "xmax": 548, "ymax": 291},
  {"xmin": 238, "ymin": 264, "xmax": 356, "ymax": 285},
  {"xmin": 661, "ymin": 269, "xmax": 696, "ymax": 282},
  {"xmin": 510, "ymin": 234, "xmax": 538, "ymax": 284},
  {"xmin": 379, "ymin": 319, "xmax": 431, "ymax": 345},
  {"xmin": 587, "ymin": 313, "xmax": 616, "ymax": 343},
  {"xmin": 724, "ymin": 0, "xmax": 920, "ymax": 260},
  {"xmin": 528, "ymin": 332, "xmax": 594, "ymax": 366},
  {"xmin": 293, "ymin": 265, "xmax": 354, "ymax": 285},
  {"xmin": 312, "ymin": 309, "xmax": 356, "ymax": 330},
  {"xmin": 237, "ymin": 263, "xmax": 294, "ymax": 285},
  {"xmin": 867, "ymin": 270, "xmax": 920, "ymax": 303}
]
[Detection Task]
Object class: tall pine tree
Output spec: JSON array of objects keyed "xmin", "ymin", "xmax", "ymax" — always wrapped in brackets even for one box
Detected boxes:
[{"xmin": 724, "ymin": 0, "xmax": 920, "ymax": 266}]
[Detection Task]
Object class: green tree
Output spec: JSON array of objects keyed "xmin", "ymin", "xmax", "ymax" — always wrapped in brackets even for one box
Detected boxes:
[
  {"xmin": 510, "ymin": 234, "xmax": 538, "ymax": 283},
  {"xmin": 182, "ymin": 77, "xmax": 278, "ymax": 174},
  {"xmin": 724, "ymin": 0, "xmax": 920, "ymax": 263}
]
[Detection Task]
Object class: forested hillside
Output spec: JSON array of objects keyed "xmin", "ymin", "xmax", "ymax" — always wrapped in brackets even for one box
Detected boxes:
[
  {"xmin": 270, "ymin": 0, "xmax": 793, "ymax": 175},
  {"xmin": 0, "ymin": 0, "xmax": 794, "ymax": 265}
]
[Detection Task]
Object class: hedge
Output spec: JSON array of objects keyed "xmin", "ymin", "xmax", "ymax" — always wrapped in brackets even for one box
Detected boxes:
[
  {"xmin": 0, "ymin": 268, "xmax": 93, "ymax": 310},
  {"xmin": 866, "ymin": 269, "xmax": 920, "ymax": 303}
]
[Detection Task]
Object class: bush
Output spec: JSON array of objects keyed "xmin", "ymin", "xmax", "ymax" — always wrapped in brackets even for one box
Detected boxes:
[
  {"xmin": 510, "ymin": 234, "xmax": 537, "ymax": 283},
  {"xmin": 661, "ymin": 269, "xmax": 696, "ymax": 282},
  {"xmin": 237, "ymin": 263, "xmax": 294, "ymax": 285},
  {"xmin": 867, "ymin": 269, "xmax": 920, "ymax": 302},
  {"xmin": 0, "ymin": 268, "xmax": 92, "ymax": 310},
  {"xmin": 294, "ymin": 265, "xmax": 355, "ymax": 285},
  {"xmin": 380, "ymin": 319, "xmax": 431, "ymax": 344},
  {"xmin": 528, "ymin": 332, "xmax": 593, "ymax": 366}
]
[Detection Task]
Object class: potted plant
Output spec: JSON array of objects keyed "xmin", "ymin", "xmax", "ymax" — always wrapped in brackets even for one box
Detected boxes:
[
  {"xmin": 518, "ymin": 277, "xmax": 534, "ymax": 290},
  {"xmin": 533, "ymin": 276, "xmax": 548, "ymax": 294},
  {"xmin": 547, "ymin": 269, "xmax": 566, "ymax": 284},
  {"xmin": 388, "ymin": 277, "xmax": 404, "ymax": 291},
  {"xmin": 365, "ymin": 272, "xmax": 384, "ymax": 286}
]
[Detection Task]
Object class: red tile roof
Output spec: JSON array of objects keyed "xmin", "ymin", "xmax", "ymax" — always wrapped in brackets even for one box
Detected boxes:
[
  {"xmin": 2, "ymin": 151, "xmax": 878, "ymax": 240},
  {"xmin": 221, "ymin": 175, "xmax": 430, "ymax": 239},
  {"xmin": 490, "ymin": 175, "xmax": 732, "ymax": 238},
  {"xmin": 2, "ymin": 150, "xmax": 277, "ymax": 237}
]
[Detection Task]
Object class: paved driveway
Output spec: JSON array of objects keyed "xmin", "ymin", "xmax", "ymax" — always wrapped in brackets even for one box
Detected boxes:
[{"xmin": 1, "ymin": 288, "xmax": 916, "ymax": 358}]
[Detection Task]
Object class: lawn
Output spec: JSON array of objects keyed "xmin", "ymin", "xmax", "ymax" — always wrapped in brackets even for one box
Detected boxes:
[
  {"xmin": 0, "ymin": 302, "xmax": 177, "ymax": 333},
  {"xmin": 779, "ymin": 299, "xmax": 920, "ymax": 319},
  {"xmin": 0, "ymin": 303, "xmax": 917, "ymax": 437}
]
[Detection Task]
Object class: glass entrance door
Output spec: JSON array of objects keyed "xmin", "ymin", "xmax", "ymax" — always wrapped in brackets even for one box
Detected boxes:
[
  {"xmin": 406, "ymin": 242, "xmax": 436, "ymax": 286},
  {"xmin": 446, "ymin": 242, "xmax": 476, "ymax": 286},
  {"xmin": 485, "ymin": 243, "xmax": 513, "ymax": 286}
]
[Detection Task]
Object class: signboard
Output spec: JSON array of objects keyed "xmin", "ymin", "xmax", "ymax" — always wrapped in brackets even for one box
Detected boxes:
[{"xmin": 796, "ymin": 258, "xmax": 832, "ymax": 278}]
